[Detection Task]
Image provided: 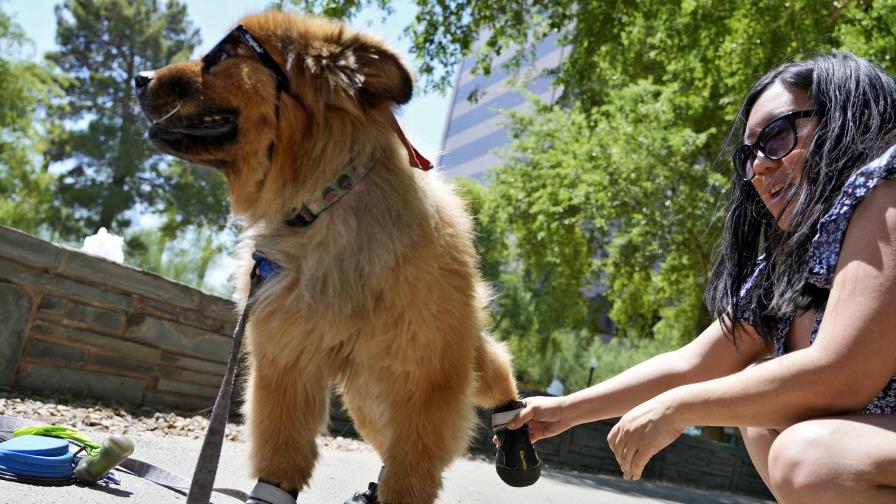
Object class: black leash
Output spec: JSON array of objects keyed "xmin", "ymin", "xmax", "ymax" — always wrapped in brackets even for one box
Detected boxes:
[
  {"xmin": 120, "ymin": 456, "xmax": 247, "ymax": 501},
  {"xmin": 186, "ymin": 263, "xmax": 264, "ymax": 504}
]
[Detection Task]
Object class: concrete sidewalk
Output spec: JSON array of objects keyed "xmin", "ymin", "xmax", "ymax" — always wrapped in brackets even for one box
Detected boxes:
[{"xmin": 0, "ymin": 431, "xmax": 772, "ymax": 503}]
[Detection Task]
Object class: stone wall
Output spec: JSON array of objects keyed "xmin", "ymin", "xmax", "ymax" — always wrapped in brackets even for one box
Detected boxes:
[
  {"xmin": 0, "ymin": 225, "xmax": 772, "ymax": 499},
  {"xmin": 0, "ymin": 225, "xmax": 237, "ymax": 411}
]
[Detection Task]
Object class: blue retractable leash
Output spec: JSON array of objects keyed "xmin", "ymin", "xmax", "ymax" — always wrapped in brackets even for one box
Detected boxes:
[
  {"xmin": 0, "ymin": 417, "xmax": 129, "ymax": 486},
  {"xmin": 0, "ymin": 414, "xmax": 248, "ymax": 501},
  {"xmin": 0, "ymin": 434, "xmax": 77, "ymax": 485}
]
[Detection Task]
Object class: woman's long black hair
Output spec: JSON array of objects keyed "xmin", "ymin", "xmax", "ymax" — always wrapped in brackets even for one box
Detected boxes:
[{"xmin": 706, "ymin": 53, "xmax": 896, "ymax": 347}]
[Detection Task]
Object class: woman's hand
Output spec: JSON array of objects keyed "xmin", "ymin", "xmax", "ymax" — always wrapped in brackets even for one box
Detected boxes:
[
  {"xmin": 492, "ymin": 395, "xmax": 575, "ymax": 445},
  {"xmin": 607, "ymin": 394, "xmax": 684, "ymax": 480}
]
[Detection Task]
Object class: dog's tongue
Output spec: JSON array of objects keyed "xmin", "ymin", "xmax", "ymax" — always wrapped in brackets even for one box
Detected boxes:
[{"xmin": 389, "ymin": 114, "xmax": 433, "ymax": 170}]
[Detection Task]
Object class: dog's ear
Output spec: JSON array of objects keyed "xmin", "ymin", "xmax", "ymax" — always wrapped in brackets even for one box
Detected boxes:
[{"xmin": 349, "ymin": 35, "xmax": 413, "ymax": 105}]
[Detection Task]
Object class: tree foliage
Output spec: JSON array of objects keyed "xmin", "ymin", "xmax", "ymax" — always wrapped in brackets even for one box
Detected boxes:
[
  {"xmin": 125, "ymin": 225, "xmax": 233, "ymax": 296},
  {"xmin": 46, "ymin": 0, "xmax": 229, "ymax": 238},
  {"xmin": 455, "ymin": 89, "xmax": 722, "ymax": 386},
  {"xmin": 0, "ymin": 6, "xmax": 70, "ymax": 237},
  {"xmin": 511, "ymin": 330, "xmax": 678, "ymax": 393}
]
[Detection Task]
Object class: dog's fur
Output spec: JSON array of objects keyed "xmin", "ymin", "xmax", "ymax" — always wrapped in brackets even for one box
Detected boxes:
[{"xmin": 137, "ymin": 11, "xmax": 520, "ymax": 504}]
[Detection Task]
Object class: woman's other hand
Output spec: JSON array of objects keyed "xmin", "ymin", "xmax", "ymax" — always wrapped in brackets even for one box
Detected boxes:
[{"xmin": 607, "ymin": 394, "xmax": 684, "ymax": 481}]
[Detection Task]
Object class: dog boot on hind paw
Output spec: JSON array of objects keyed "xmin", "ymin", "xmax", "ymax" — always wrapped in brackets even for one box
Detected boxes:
[
  {"xmin": 248, "ymin": 479, "xmax": 298, "ymax": 504},
  {"xmin": 343, "ymin": 481, "xmax": 381, "ymax": 504},
  {"xmin": 493, "ymin": 400, "xmax": 541, "ymax": 487}
]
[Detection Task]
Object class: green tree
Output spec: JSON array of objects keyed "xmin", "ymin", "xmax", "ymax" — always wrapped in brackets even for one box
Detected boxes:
[
  {"xmin": 459, "ymin": 88, "xmax": 721, "ymax": 388},
  {"xmin": 46, "ymin": 0, "xmax": 218, "ymax": 238},
  {"xmin": 126, "ymin": 225, "xmax": 233, "ymax": 296},
  {"xmin": 450, "ymin": 177, "xmax": 505, "ymax": 283},
  {"xmin": 0, "ymin": 6, "xmax": 69, "ymax": 237}
]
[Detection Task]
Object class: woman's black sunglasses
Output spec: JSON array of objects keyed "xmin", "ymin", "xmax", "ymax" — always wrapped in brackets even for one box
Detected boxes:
[
  {"xmin": 202, "ymin": 24, "xmax": 291, "ymax": 93},
  {"xmin": 732, "ymin": 109, "xmax": 818, "ymax": 181}
]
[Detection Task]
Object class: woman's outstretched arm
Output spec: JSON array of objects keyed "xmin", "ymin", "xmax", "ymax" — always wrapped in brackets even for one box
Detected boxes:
[{"xmin": 508, "ymin": 314, "xmax": 770, "ymax": 440}]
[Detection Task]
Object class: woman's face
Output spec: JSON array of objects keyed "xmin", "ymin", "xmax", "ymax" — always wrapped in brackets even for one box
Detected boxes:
[{"xmin": 744, "ymin": 81, "xmax": 819, "ymax": 230}]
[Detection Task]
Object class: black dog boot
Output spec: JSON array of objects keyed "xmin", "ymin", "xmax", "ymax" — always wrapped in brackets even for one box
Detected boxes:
[
  {"xmin": 247, "ymin": 479, "xmax": 298, "ymax": 504},
  {"xmin": 493, "ymin": 400, "xmax": 541, "ymax": 487},
  {"xmin": 344, "ymin": 466, "xmax": 384, "ymax": 504},
  {"xmin": 343, "ymin": 481, "xmax": 381, "ymax": 504}
]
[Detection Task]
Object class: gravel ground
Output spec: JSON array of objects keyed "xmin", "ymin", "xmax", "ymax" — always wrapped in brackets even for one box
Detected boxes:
[{"xmin": 0, "ymin": 390, "xmax": 371, "ymax": 452}]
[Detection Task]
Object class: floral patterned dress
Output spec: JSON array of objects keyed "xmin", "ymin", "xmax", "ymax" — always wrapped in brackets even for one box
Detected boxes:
[{"xmin": 744, "ymin": 144, "xmax": 896, "ymax": 414}]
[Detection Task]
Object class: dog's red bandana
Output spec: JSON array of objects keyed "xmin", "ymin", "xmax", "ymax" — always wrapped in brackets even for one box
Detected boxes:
[{"xmin": 388, "ymin": 113, "xmax": 433, "ymax": 170}]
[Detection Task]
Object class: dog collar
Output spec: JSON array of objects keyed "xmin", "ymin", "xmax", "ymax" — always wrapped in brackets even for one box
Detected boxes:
[
  {"xmin": 252, "ymin": 156, "xmax": 372, "ymax": 279},
  {"xmin": 284, "ymin": 158, "xmax": 377, "ymax": 228}
]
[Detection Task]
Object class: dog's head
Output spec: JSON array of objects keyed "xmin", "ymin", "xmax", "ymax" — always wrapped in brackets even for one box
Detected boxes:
[{"xmin": 136, "ymin": 12, "xmax": 416, "ymax": 218}]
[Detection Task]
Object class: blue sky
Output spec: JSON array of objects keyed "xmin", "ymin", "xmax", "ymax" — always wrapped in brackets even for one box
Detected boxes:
[{"xmin": 5, "ymin": 0, "xmax": 452, "ymax": 159}]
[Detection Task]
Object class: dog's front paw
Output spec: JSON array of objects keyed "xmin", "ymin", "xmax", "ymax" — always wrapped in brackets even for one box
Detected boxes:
[{"xmin": 493, "ymin": 400, "xmax": 542, "ymax": 487}]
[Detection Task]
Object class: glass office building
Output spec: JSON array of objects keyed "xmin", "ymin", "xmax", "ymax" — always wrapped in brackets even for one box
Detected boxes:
[{"xmin": 438, "ymin": 33, "xmax": 566, "ymax": 181}]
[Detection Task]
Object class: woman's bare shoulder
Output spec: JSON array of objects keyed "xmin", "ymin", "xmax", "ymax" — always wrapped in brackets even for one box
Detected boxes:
[
  {"xmin": 815, "ymin": 178, "xmax": 896, "ymax": 406},
  {"xmin": 839, "ymin": 177, "xmax": 896, "ymax": 268}
]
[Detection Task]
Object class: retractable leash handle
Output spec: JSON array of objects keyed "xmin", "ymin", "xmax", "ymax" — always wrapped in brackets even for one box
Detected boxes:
[{"xmin": 74, "ymin": 434, "xmax": 134, "ymax": 484}]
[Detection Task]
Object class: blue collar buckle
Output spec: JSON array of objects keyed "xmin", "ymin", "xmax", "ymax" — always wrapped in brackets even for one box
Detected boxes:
[{"xmin": 251, "ymin": 251, "xmax": 280, "ymax": 281}]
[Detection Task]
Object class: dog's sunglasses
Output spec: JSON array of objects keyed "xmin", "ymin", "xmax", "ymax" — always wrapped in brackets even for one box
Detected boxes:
[
  {"xmin": 732, "ymin": 109, "xmax": 818, "ymax": 181},
  {"xmin": 202, "ymin": 24, "xmax": 291, "ymax": 93}
]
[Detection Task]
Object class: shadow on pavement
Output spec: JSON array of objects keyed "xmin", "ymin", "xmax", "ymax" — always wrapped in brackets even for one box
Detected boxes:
[
  {"xmin": 78, "ymin": 482, "xmax": 135, "ymax": 498},
  {"xmin": 540, "ymin": 466, "xmax": 772, "ymax": 504}
]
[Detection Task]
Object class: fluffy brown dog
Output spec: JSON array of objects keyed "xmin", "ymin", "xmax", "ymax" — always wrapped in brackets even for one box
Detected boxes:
[{"xmin": 136, "ymin": 11, "xmax": 522, "ymax": 504}]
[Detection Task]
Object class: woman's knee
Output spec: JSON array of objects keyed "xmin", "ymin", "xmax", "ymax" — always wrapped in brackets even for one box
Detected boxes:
[{"xmin": 767, "ymin": 420, "xmax": 840, "ymax": 499}]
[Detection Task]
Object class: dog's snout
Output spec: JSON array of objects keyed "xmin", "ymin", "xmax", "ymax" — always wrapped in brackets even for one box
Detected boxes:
[{"xmin": 134, "ymin": 71, "xmax": 154, "ymax": 92}]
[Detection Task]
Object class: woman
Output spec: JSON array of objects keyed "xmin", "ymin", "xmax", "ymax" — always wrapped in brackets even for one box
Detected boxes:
[{"xmin": 502, "ymin": 53, "xmax": 896, "ymax": 503}]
